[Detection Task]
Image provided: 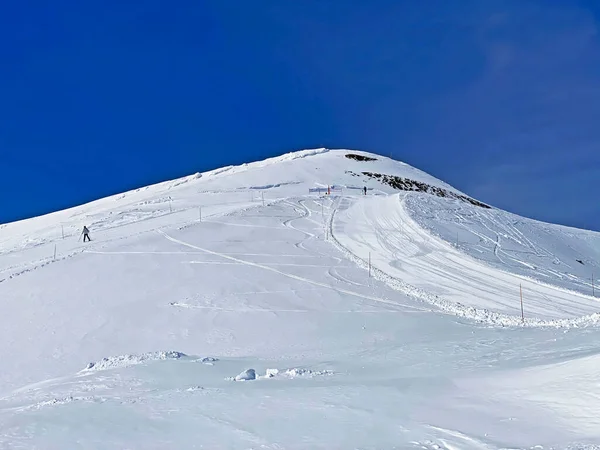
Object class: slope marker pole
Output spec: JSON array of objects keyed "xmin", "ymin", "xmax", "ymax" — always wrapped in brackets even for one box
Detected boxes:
[
  {"xmin": 199, "ymin": 207, "xmax": 202, "ymax": 222},
  {"xmin": 262, "ymin": 192, "xmax": 265, "ymax": 207},
  {"xmin": 369, "ymin": 252, "xmax": 371, "ymax": 278},
  {"xmin": 520, "ymin": 283, "xmax": 524, "ymax": 323},
  {"xmin": 53, "ymin": 244, "xmax": 57, "ymax": 261},
  {"xmin": 61, "ymin": 225, "xmax": 65, "ymax": 240}
]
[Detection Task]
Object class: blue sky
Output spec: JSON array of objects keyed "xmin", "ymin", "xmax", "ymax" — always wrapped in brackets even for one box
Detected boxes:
[{"xmin": 1, "ymin": 1, "xmax": 599, "ymax": 229}]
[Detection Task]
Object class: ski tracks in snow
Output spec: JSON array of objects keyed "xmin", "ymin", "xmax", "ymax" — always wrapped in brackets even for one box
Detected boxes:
[
  {"xmin": 331, "ymin": 194, "xmax": 600, "ymax": 327},
  {"xmin": 158, "ymin": 230, "xmax": 428, "ymax": 313}
]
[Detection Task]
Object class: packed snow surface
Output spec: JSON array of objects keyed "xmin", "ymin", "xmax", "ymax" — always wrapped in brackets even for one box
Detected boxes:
[{"xmin": 0, "ymin": 149, "xmax": 599, "ymax": 449}]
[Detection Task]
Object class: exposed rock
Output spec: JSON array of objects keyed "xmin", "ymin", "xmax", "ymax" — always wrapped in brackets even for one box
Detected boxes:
[
  {"xmin": 345, "ymin": 153, "xmax": 378, "ymax": 162},
  {"xmin": 361, "ymin": 171, "xmax": 491, "ymax": 209}
]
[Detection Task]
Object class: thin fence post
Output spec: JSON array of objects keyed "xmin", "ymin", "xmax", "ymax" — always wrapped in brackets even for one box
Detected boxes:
[
  {"xmin": 169, "ymin": 199, "xmax": 173, "ymax": 213},
  {"xmin": 199, "ymin": 207, "xmax": 202, "ymax": 222},
  {"xmin": 61, "ymin": 225, "xmax": 65, "ymax": 240},
  {"xmin": 520, "ymin": 283, "xmax": 524, "ymax": 323},
  {"xmin": 262, "ymin": 192, "xmax": 265, "ymax": 207},
  {"xmin": 53, "ymin": 244, "xmax": 57, "ymax": 261}
]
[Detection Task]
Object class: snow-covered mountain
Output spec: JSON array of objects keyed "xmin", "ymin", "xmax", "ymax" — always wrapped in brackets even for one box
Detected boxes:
[{"xmin": 1, "ymin": 148, "xmax": 599, "ymax": 449}]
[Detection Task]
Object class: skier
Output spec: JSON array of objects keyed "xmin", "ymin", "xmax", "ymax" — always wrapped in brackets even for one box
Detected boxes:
[
  {"xmin": 82, "ymin": 226, "xmax": 91, "ymax": 242},
  {"xmin": 363, "ymin": 186, "xmax": 367, "ymax": 195}
]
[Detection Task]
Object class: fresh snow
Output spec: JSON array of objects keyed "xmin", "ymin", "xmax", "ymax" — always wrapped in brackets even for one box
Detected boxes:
[{"xmin": 0, "ymin": 149, "xmax": 599, "ymax": 449}]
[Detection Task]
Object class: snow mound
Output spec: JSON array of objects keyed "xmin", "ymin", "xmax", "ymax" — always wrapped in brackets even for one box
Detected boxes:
[
  {"xmin": 82, "ymin": 351, "xmax": 187, "ymax": 372},
  {"xmin": 185, "ymin": 386, "xmax": 205, "ymax": 392},
  {"xmin": 198, "ymin": 357, "xmax": 219, "ymax": 365},
  {"xmin": 233, "ymin": 369, "xmax": 256, "ymax": 381},
  {"xmin": 263, "ymin": 368, "xmax": 334, "ymax": 379},
  {"xmin": 229, "ymin": 367, "xmax": 334, "ymax": 381}
]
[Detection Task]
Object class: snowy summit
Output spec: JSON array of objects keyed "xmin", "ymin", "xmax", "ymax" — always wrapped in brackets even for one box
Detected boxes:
[{"xmin": 1, "ymin": 148, "xmax": 599, "ymax": 449}]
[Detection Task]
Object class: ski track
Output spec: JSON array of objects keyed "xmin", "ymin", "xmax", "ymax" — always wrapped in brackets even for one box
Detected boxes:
[
  {"xmin": 186, "ymin": 261, "xmax": 341, "ymax": 268},
  {"xmin": 0, "ymin": 202, "xmax": 259, "ymax": 284},
  {"xmin": 168, "ymin": 302, "xmax": 407, "ymax": 313},
  {"xmin": 400, "ymin": 195, "xmax": 600, "ymax": 308},
  {"xmin": 328, "ymin": 195, "xmax": 600, "ymax": 328},
  {"xmin": 158, "ymin": 231, "xmax": 429, "ymax": 313},
  {"xmin": 327, "ymin": 266, "xmax": 369, "ymax": 287}
]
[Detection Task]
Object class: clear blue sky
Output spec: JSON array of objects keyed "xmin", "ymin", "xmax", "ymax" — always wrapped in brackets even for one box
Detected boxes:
[{"xmin": 1, "ymin": 1, "xmax": 599, "ymax": 229}]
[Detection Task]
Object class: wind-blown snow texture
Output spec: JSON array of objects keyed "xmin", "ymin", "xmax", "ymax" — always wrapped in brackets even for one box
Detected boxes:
[{"xmin": 1, "ymin": 148, "xmax": 599, "ymax": 449}]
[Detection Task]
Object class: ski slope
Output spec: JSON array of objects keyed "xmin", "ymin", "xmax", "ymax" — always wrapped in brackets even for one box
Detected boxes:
[
  {"xmin": 335, "ymin": 193, "xmax": 600, "ymax": 323},
  {"xmin": 1, "ymin": 149, "xmax": 599, "ymax": 449}
]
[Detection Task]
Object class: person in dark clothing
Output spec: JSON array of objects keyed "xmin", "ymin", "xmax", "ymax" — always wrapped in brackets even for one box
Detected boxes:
[
  {"xmin": 82, "ymin": 226, "xmax": 91, "ymax": 242},
  {"xmin": 363, "ymin": 186, "xmax": 367, "ymax": 195}
]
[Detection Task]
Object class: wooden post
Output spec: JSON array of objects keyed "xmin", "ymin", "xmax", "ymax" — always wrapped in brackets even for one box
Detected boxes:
[{"xmin": 520, "ymin": 283, "xmax": 524, "ymax": 323}]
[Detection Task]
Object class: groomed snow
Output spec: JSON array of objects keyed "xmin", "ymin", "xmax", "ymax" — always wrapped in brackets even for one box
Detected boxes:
[
  {"xmin": 0, "ymin": 149, "xmax": 599, "ymax": 449},
  {"xmin": 334, "ymin": 193, "xmax": 600, "ymax": 323}
]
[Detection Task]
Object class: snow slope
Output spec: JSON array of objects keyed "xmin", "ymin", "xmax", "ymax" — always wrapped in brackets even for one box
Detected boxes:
[
  {"xmin": 1, "ymin": 149, "xmax": 599, "ymax": 449},
  {"xmin": 335, "ymin": 193, "xmax": 600, "ymax": 322}
]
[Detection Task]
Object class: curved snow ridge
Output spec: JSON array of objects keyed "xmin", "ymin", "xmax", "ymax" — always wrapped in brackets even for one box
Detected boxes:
[
  {"xmin": 204, "ymin": 165, "xmax": 235, "ymax": 178},
  {"xmin": 169, "ymin": 172, "xmax": 203, "ymax": 188},
  {"xmin": 259, "ymin": 147, "xmax": 329, "ymax": 165},
  {"xmin": 247, "ymin": 181, "xmax": 302, "ymax": 190},
  {"xmin": 196, "ymin": 148, "xmax": 330, "ymax": 182},
  {"xmin": 81, "ymin": 351, "xmax": 218, "ymax": 373},
  {"xmin": 328, "ymin": 199, "xmax": 600, "ymax": 329}
]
